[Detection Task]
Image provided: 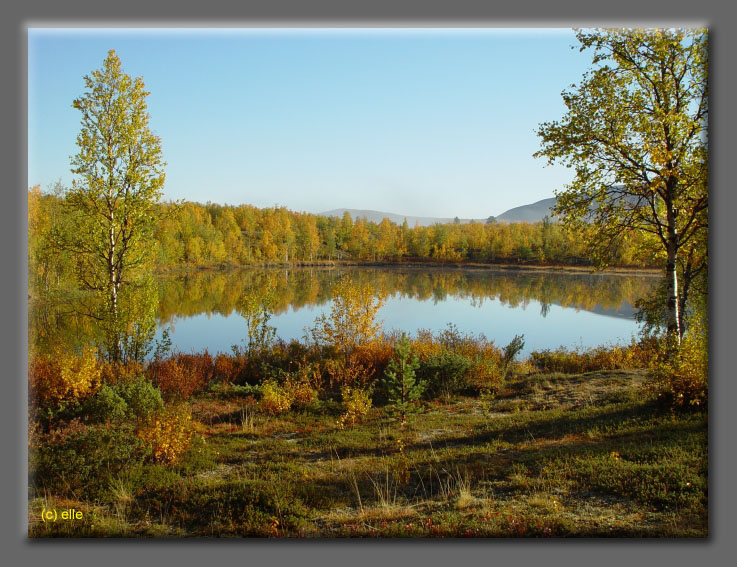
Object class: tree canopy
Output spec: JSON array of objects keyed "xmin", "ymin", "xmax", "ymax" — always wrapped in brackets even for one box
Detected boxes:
[
  {"xmin": 535, "ymin": 28, "xmax": 708, "ymax": 340},
  {"xmin": 66, "ymin": 49, "xmax": 166, "ymax": 361}
]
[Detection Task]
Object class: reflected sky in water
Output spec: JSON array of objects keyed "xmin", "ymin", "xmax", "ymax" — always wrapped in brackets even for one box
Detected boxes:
[{"xmin": 159, "ymin": 289, "xmax": 643, "ymax": 357}]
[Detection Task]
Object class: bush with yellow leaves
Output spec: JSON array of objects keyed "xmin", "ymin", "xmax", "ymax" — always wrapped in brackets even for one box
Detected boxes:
[
  {"xmin": 260, "ymin": 379, "xmax": 293, "ymax": 415},
  {"xmin": 530, "ymin": 338, "xmax": 656, "ymax": 374},
  {"xmin": 136, "ymin": 404, "xmax": 193, "ymax": 464},
  {"xmin": 308, "ymin": 275, "xmax": 386, "ymax": 388},
  {"xmin": 648, "ymin": 320, "xmax": 708, "ymax": 409},
  {"xmin": 336, "ymin": 385, "xmax": 373, "ymax": 429},
  {"xmin": 29, "ymin": 345, "xmax": 101, "ymax": 408}
]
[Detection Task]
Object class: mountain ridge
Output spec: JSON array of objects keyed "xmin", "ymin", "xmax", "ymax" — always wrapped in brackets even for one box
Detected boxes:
[{"xmin": 320, "ymin": 197, "xmax": 558, "ymax": 227}]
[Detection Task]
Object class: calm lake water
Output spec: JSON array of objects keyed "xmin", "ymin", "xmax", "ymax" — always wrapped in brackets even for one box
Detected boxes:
[{"xmin": 154, "ymin": 266, "xmax": 660, "ymax": 357}]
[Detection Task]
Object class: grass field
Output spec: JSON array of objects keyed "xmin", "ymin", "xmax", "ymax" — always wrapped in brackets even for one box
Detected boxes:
[{"xmin": 29, "ymin": 367, "xmax": 707, "ymax": 538}]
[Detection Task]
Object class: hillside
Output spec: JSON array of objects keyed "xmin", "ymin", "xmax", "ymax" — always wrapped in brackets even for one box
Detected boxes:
[
  {"xmin": 319, "ymin": 209, "xmax": 478, "ymax": 227},
  {"xmin": 320, "ymin": 197, "xmax": 559, "ymax": 226},
  {"xmin": 495, "ymin": 197, "xmax": 558, "ymax": 223}
]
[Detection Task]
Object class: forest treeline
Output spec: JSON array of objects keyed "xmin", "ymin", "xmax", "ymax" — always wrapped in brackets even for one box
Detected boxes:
[{"xmin": 29, "ymin": 185, "xmax": 659, "ymax": 287}]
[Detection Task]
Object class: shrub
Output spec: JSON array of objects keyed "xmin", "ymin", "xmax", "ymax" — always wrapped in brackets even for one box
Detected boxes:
[
  {"xmin": 84, "ymin": 377, "xmax": 165, "ymax": 424},
  {"xmin": 209, "ymin": 382, "xmax": 263, "ymax": 399},
  {"xmin": 214, "ymin": 353, "xmax": 245, "ymax": 383},
  {"xmin": 353, "ymin": 339, "xmax": 394, "ymax": 382},
  {"xmin": 410, "ymin": 329, "xmax": 444, "ymax": 361},
  {"xmin": 260, "ymin": 379, "xmax": 293, "ymax": 415},
  {"xmin": 530, "ymin": 340, "xmax": 652, "ymax": 374},
  {"xmin": 83, "ymin": 383, "xmax": 128, "ymax": 422},
  {"xmin": 323, "ymin": 355, "xmax": 373, "ymax": 390},
  {"xmin": 466, "ymin": 357, "xmax": 504, "ymax": 391},
  {"xmin": 284, "ymin": 377, "xmax": 318, "ymax": 408},
  {"xmin": 136, "ymin": 404, "xmax": 194, "ymax": 464},
  {"xmin": 308, "ymin": 275, "xmax": 386, "ymax": 379},
  {"xmin": 408, "ymin": 326, "xmax": 508, "ymax": 394},
  {"xmin": 436, "ymin": 323, "xmax": 488, "ymax": 359},
  {"xmin": 648, "ymin": 323, "xmax": 708, "ymax": 409},
  {"xmin": 115, "ymin": 378, "xmax": 165, "ymax": 423},
  {"xmin": 30, "ymin": 421, "xmax": 150, "ymax": 500},
  {"xmin": 180, "ymin": 351, "xmax": 215, "ymax": 385},
  {"xmin": 29, "ymin": 345, "xmax": 101, "ymax": 409},
  {"xmin": 501, "ymin": 334, "xmax": 525, "ymax": 379},
  {"xmin": 149, "ymin": 352, "xmax": 214, "ymax": 401},
  {"xmin": 417, "ymin": 351, "xmax": 472, "ymax": 400},
  {"xmin": 291, "ymin": 357, "xmax": 324, "ymax": 388},
  {"xmin": 98, "ymin": 359, "xmax": 144, "ymax": 386},
  {"xmin": 337, "ymin": 385, "xmax": 373, "ymax": 429}
]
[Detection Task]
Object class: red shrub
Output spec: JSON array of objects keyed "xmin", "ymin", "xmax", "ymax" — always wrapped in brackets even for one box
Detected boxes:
[
  {"xmin": 149, "ymin": 351, "xmax": 214, "ymax": 401},
  {"xmin": 214, "ymin": 353, "xmax": 245, "ymax": 383}
]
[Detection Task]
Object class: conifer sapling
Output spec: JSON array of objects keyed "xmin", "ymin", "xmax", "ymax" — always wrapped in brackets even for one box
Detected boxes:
[{"xmin": 383, "ymin": 334, "xmax": 424, "ymax": 426}]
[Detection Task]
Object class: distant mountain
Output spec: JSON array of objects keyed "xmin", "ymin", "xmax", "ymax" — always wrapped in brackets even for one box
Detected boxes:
[
  {"xmin": 320, "ymin": 197, "xmax": 559, "ymax": 227},
  {"xmin": 318, "ymin": 209, "xmax": 479, "ymax": 227},
  {"xmin": 495, "ymin": 197, "xmax": 558, "ymax": 223}
]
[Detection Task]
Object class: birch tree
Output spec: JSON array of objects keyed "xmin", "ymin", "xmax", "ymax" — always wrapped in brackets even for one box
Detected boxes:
[
  {"xmin": 66, "ymin": 50, "xmax": 166, "ymax": 361},
  {"xmin": 535, "ymin": 29, "xmax": 708, "ymax": 342}
]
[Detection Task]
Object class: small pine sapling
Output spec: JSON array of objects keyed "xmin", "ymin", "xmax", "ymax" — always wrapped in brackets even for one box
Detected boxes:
[
  {"xmin": 383, "ymin": 334, "xmax": 424, "ymax": 427},
  {"xmin": 501, "ymin": 334, "xmax": 525, "ymax": 379}
]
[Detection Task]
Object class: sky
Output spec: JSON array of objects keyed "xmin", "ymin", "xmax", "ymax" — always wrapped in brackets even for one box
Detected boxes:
[{"xmin": 28, "ymin": 28, "xmax": 593, "ymax": 219}]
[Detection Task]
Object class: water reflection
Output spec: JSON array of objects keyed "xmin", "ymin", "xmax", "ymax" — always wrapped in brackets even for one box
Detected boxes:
[
  {"xmin": 153, "ymin": 266, "xmax": 659, "ymax": 355},
  {"xmin": 30, "ymin": 266, "xmax": 660, "ymax": 356},
  {"xmin": 157, "ymin": 266, "xmax": 655, "ymax": 322}
]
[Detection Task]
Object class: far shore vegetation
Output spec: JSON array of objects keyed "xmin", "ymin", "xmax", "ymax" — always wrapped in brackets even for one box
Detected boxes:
[
  {"xmin": 28, "ymin": 29, "xmax": 708, "ymax": 539},
  {"xmin": 30, "ymin": 186, "xmax": 662, "ymax": 276}
]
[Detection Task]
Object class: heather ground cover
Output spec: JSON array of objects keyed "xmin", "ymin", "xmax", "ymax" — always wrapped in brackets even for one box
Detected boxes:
[{"xmin": 29, "ymin": 350, "xmax": 707, "ymax": 538}]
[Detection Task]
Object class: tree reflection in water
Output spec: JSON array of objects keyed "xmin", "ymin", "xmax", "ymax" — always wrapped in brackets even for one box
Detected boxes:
[{"xmin": 31, "ymin": 266, "xmax": 660, "ymax": 355}]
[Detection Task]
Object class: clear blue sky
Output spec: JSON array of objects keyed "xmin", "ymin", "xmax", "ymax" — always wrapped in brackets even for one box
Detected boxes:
[{"xmin": 28, "ymin": 28, "xmax": 592, "ymax": 218}]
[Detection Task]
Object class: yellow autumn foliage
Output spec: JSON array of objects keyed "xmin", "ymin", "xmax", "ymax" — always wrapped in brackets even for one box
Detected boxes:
[
  {"xmin": 285, "ymin": 377, "xmax": 318, "ymax": 408},
  {"xmin": 260, "ymin": 379, "xmax": 293, "ymax": 415},
  {"xmin": 136, "ymin": 405, "xmax": 193, "ymax": 464},
  {"xmin": 309, "ymin": 276, "xmax": 386, "ymax": 358},
  {"xmin": 336, "ymin": 385, "xmax": 372, "ymax": 429},
  {"xmin": 30, "ymin": 345, "xmax": 101, "ymax": 406},
  {"xmin": 649, "ymin": 319, "xmax": 708, "ymax": 408}
]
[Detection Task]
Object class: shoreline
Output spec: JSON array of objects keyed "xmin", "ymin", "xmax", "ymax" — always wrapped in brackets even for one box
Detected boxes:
[{"xmin": 155, "ymin": 260, "xmax": 663, "ymax": 278}]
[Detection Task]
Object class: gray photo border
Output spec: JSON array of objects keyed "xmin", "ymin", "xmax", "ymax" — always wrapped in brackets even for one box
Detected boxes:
[{"xmin": 3, "ymin": 1, "xmax": 734, "ymax": 566}]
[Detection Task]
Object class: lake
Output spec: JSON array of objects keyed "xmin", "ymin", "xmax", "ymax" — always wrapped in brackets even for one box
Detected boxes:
[{"xmin": 153, "ymin": 266, "xmax": 660, "ymax": 357}]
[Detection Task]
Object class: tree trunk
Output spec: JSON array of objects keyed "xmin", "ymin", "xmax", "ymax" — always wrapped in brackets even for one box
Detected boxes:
[
  {"xmin": 664, "ymin": 182, "xmax": 682, "ymax": 345},
  {"xmin": 665, "ymin": 240, "xmax": 682, "ymax": 344},
  {"xmin": 108, "ymin": 223, "xmax": 123, "ymax": 361}
]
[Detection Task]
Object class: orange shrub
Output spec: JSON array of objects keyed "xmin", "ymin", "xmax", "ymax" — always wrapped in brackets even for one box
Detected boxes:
[
  {"xmin": 149, "ymin": 352, "xmax": 214, "ymax": 401},
  {"xmin": 28, "ymin": 419, "xmax": 42, "ymax": 450},
  {"xmin": 410, "ymin": 330, "xmax": 444, "ymax": 361},
  {"xmin": 214, "ymin": 353, "xmax": 244, "ymax": 383},
  {"xmin": 353, "ymin": 339, "xmax": 394, "ymax": 380},
  {"xmin": 323, "ymin": 357, "xmax": 373, "ymax": 390},
  {"xmin": 467, "ymin": 358, "xmax": 504, "ymax": 389},
  {"xmin": 149, "ymin": 357, "xmax": 188, "ymax": 400},
  {"xmin": 284, "ymin": 377, "xmax": 317, "ymax": 408},
  {"xmin": 98, "ymin": 360, "xmax": 144, "ymax": 386},
  {"xmin": 290, "ymin": 358, "xmax": 323, "ymax": 391},
  {"xmin": 136, "ymin": 405, "xmax": 193, "ymax": 464},
  {"xmin": 29, "ymin": 346, "xmax": 101, "ymax": 407}
]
